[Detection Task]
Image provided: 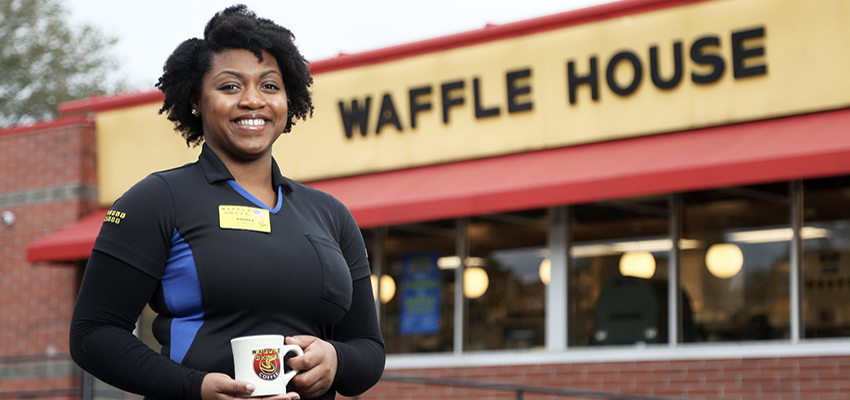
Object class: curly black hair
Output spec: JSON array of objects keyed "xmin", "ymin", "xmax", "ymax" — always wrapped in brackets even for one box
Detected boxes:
[{"xmin": 156, "ymin": 4, "xmax": 313, "ymax": 147}]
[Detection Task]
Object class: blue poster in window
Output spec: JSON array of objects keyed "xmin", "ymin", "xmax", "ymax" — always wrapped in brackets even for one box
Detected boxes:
[{"xmin": 399, "ymin": 251, "xmax": 441, "ymax": 335}]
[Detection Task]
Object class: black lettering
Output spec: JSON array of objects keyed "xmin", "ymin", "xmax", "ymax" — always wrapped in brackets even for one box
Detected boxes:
[
  {"xmin": 690, "ymin": 36, "xmax": 725, "ymax": 84},
  {"xmin": 441, "ymin": 80, "xmax": 465, "ymax": 124},
  {"xmin": 568, "ymin": 57, "xmax": 598, "ymax": 104},
  {"xmin": 338, "ymin": 97, "xmax": 371, "ymax": 138},
  {"xmin": 606, "ymin": 51, "xmax": 642, "ymax": 96},
  {"xmin": 375, "ymin": 93, "xmax": 402, "ymax": 134},
  {"xmin": 732, "ymin": 27, "xmax": 767, "ymax": 78},
  {"xmin": 409, "ymin": 86, "xmax": 432, "ymax": 129},
  {"xmin": 650, "ymin": 41, "xmax": 683, "ymax": 90},
  {"xmin": 473, "ymin": 77, "xmax": 500, "ymax": 118},
  {"xmin": 506, "ymin": 68, "xmax": 533, "ymax": 113}
]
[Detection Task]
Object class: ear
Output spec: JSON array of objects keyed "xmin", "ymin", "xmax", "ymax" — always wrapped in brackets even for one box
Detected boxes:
[{"xmin": 190, "ymin": 93, "xmax": 200, "ymax": 114}]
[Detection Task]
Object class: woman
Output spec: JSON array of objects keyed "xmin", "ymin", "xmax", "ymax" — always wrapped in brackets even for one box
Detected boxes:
[{"xmin": 69, "ymin": 5, "xmax": 385, "ymax": 400}]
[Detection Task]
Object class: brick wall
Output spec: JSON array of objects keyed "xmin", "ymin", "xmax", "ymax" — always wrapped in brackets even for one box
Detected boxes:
[
  {"xmin": 349, "ymin": 356, "xmax": 850, "ymax": 400},
  {"xmin": 0, "ymin": 118, "xmax": 98, "ymax": 398}
]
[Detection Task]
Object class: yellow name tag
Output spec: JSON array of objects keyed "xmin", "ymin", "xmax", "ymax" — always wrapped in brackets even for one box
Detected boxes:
[{"xmin": 219, "ymin": 205, "xmax": 271, "ymax": 233}]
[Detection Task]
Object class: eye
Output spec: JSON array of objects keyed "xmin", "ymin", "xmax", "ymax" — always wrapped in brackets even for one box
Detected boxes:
[
  {"xmin": 262, "ymin": 83, "xmax": 281, "ymax": 90},
  {"xmin": 218, "ymin": 84, "xmax": 239, "ymax": 91}
]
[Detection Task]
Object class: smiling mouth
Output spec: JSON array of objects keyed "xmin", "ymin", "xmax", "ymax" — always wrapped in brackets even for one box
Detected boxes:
[{"xmin": 235, "ymin": 118, "xmax": 267, "ymax": 126}]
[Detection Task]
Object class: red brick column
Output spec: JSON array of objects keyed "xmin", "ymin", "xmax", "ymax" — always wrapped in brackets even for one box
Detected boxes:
[{"xmin": 0, "ymin": 117, "xmax": 98, "ymax": 399}]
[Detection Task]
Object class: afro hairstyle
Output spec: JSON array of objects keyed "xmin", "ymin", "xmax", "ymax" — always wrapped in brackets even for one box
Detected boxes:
[{"xmin": 156, "ymin": 4, "xmax": 313, "ymax": 147}]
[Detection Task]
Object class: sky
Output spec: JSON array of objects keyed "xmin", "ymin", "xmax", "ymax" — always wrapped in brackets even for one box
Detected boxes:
[{"xmin": 64, "ymin": 0, "xmax": 616, "ymax": 90}]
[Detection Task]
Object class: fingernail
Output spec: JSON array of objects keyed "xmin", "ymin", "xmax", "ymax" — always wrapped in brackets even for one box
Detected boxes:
[{"xmin": 246, "ymin": 384, "xmax": 255, "ymax": 392}]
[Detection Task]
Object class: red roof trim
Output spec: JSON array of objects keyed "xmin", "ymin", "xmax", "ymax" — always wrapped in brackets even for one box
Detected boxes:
[
  {"xmin": 0, "ymin": 115, "xmax": 93, "ymax": 138},
  {"xmin": 309, "ymin": 0, "xmax": 712, "ymax": 74},
  {"xmin": 59, "ymin": 91, "xmax": 164, "ymax": 115}
]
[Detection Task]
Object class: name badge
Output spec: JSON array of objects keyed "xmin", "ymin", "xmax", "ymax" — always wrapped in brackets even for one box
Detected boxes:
[{"xmin": 219, "ymin": 205, "xmax": 271, "ymax": 233}]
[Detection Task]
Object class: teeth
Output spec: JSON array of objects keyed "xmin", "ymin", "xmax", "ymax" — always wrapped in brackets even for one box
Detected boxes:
[{"xmin": 236, "ymin": 118, "xmax": 265, "ymax": 126}]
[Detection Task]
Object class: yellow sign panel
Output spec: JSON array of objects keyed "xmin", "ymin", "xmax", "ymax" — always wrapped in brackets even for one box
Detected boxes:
[
  {"xmin": 273, "ymin": 0, "xmax": 850, "ymax": 180},
  {"xmin": 96, "ymin": 0, "xmax": 850, "ymax": 205},
  {"xmin": 96, "ymin": 103, "xmax": 200, "ymax": 205}
]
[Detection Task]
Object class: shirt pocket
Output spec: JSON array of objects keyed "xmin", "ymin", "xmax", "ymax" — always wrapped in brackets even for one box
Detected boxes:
[{"xmin": 305, "ymin": 233, "xmax": 353, "ymax": 312}]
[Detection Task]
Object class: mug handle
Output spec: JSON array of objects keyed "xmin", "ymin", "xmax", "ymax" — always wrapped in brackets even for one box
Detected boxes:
[{"xmin": 280, "ymin": 344, "xmax": 304, "ymax": 382}]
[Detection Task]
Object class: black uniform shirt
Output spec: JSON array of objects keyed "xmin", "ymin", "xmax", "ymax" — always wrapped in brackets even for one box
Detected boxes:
[{"xmin": 75, "ymin": 144, "xmax": 383, "ymax": 399}]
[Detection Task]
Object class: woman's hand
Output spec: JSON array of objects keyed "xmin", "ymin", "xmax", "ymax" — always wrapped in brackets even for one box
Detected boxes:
[
  {"xmin": 201, "ymin": 372, "xmax": 300, "ymax": 400},
  {"xmin": 285, "ymin": 335, "xmax": 339, "ymax": 398}
]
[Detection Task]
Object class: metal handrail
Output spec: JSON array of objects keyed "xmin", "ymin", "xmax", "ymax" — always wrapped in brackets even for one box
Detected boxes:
[
  {"xmin": 0, "ymin": 388, "xmax": 80, "ymax": 398},
  {"xmin": 0, "ymin": 388, "xmax": 139, "ymax": 399},
  {"xmin": 0, "ymin": 353, "xmax": 72, "ymax": 364},
  {"xmin": 380, "ymin": 374, "xmax": 700, "ymax": 400}
]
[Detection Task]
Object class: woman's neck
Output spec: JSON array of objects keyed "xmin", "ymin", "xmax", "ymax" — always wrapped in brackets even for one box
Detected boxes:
[{"xmin": 213, "ymin": 149, "xmax": 277, "ymax": 208}]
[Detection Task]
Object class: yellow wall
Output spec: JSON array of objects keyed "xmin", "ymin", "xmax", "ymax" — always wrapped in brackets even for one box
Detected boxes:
[
  {"xmin": 96, "ymin": 104, "xmax": 200, "ymax": 204},
  {"xmin": 96, "ymin": 0, "xmax": 850, "ymax": 205}
]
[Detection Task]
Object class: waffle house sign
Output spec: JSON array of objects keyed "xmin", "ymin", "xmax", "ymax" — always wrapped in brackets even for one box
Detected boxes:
[{"xmin": 338, "ymin": 26, "xmax": 766, "ymax": 139}]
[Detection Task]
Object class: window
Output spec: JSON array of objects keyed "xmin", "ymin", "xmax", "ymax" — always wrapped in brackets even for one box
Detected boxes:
[
  {"xmin": 681, "ymin": 184, "xmax": 790, "ymax": 342},
  {"xmin": 570, "ymin": 197, "xmax": 670, "ymax": 346},
  {"xmin": 466, "ymin": 210, "xmax": 548, "ymax": 351},
  {"xmin": 379, "ymin": 220, "xmax": 457, "ymax": 353},
  {"xmin": 803, "ymin": 176, "xmax": 850, "ymax": 338}
]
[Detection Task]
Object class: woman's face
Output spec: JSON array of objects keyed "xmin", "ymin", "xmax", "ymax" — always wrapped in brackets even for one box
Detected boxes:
[{"xmin": 193, "ymin": 48, "xmax": 288, "ymax": 162}]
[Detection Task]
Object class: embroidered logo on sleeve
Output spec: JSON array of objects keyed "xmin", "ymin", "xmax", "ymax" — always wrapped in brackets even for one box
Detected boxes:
[
  {"xmin": 104, "ymin": 209, "xmax": 126, "ymax": 225},
  {"xmin": 219, "ymin": 205, "xmax": 271, "ymax": 233}
]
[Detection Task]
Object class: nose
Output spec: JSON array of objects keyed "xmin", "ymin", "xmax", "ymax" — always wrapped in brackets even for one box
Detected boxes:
[{"xmin": 239, "ymin": 86, "xmax": 265, "ymax": 109}]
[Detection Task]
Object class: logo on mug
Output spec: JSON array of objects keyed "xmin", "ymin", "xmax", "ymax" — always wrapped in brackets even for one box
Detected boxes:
[{"xmin": 252, "ymin": 348, "xmax": 281, "ymax": 380}]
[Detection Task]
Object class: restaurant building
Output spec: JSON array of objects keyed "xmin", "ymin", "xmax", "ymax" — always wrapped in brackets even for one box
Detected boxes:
[{"xmin": 3, "ymin": 0, "xmax": 850, "ymax": 398}]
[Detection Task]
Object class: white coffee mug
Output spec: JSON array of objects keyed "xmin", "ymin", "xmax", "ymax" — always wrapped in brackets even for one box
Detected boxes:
[{"xmin": 230, "ymin": 335, "xmax": 304, "ymax": 397}]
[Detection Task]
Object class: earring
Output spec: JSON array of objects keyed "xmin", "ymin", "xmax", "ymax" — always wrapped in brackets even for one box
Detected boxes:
[{"xmin": 191, "ymin": 109, "xmax": 198, "ymax": 116}]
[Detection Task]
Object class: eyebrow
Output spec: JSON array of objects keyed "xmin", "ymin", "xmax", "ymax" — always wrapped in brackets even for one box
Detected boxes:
[{"xmin": 214, "ymin": 70, "xmax": 281, "ymax": 79}]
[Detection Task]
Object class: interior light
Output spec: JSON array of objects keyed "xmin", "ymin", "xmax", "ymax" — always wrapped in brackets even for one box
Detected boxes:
[
  {"xmin": 438, "ymin": 256, "xmax": 488, "ymax": 269},
  {"xmin": 571, "ymin": 238, "xmax": 698, "ymax": 258},
  {"xmin": 379, "ymin": 275, "xmax": 396, "ymax": 304},
  {"xmin": 571, "ymin": 244, "xmax": 620, "ymax": 258},
  {"xmin": 802, "ymin": 227, "xmax": 831, "ymax": 239},
  {"xmin": 539, "ymin": 258, "xmax": 551, "ymax": 285},
  {"xmin": 679, "ymin": 239, "xmax": 703, "ymax": 249},
  {"xmin": 705, "ymin": 243, "xmax": 744, "ymax": 278},
  {"xmin": 727, "ymin": 228, "xmax": 791, "ymax": 243},
  {"xmin": 726, "ymin": 227, "xmax": 830, "ymax": 243},
  {"xmin": 566, "ymin": 225, "xmax": 829, "ymax": 260},
  {"xmin": 612, "ymin": 239, "xmax": 671, "ymax": 253},
  {"xmin": 370, "ymin": 274, "xmax": 397, "ymax": 304},
  {"xmin": 463, "ymin": 267, "xmax": 489, "ymax": 299},
  {"xmin": 465, "ymin": 257, "xmax": 487, "ymax": 267},
  {"xmin": 437, "ymin": 256, "xmax": 461, "ymax": 269},
  {"xmin": 618, "ymin": 251, "xmax": 656, "ymax": 279}
]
